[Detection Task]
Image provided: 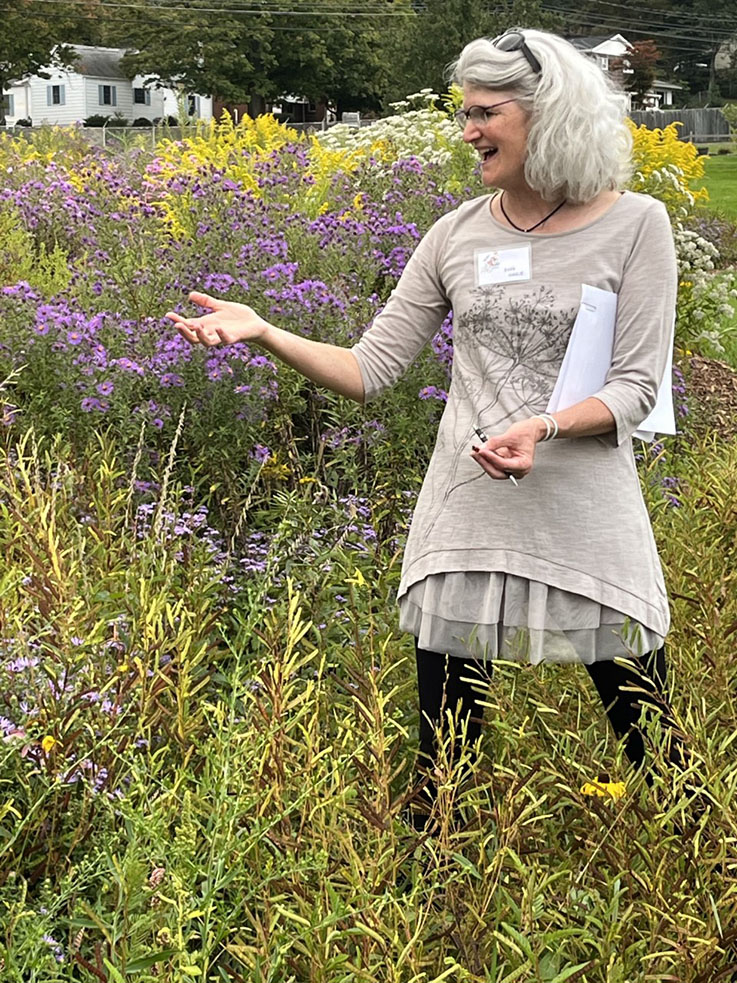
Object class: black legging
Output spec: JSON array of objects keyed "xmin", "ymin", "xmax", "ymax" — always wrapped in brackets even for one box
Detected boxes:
[{"xmin": 414, "ymin": 640, "xmax": 689, "ymax": 814}]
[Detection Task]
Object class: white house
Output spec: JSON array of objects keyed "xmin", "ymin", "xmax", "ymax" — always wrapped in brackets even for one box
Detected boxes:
[
  {"xmin": 2, "ymin": 45, "xmax": 212, "ymax": 126},
  {"xmin": 569, "ymin": 34, "xmax": 682, "ymax": 109}
]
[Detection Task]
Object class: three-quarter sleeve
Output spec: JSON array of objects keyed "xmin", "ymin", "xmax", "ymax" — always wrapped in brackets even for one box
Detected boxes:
[
  {"xmin": 351, "ymin": 212, "xmax": 454, "ymax": 402},
  {"xmin": 591, "ymin": 198, "xmax": 678, "ymax": 445}
]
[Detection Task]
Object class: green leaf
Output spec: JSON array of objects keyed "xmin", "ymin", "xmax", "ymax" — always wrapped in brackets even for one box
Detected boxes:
[
  {"xmin": 551, "ymin": 962, "xmax": 596, "ymax": 983},
  {"xmin": 126, "ymin": 949, "xmax": 180, "ymax": 973},
  {"xmin": 103, "ymin": 960, "xmax": 127, "ymax": 983}
]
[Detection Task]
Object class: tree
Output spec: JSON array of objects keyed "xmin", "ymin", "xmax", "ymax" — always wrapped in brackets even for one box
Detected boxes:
[
  {"xmin": 108, "ymin": 1, "xmax": 278, "ymax": 105},
  {"xmin": 614, "ymin": 39, "xmax": 661, "ymax": 109},
  {"xmin": 0, "ymin": 0, "xmax": 93, "ymax": 123},
  {"xmin": 105, "ymin": 0, "xmax": 414, "ymax": 115},
  {"xmin": 268, "ymin": 0, "xmax": 415, "ymax": 114},
  {"xmin": 394, "ymin": 0, "xmax": 560, "ymax": 103}
]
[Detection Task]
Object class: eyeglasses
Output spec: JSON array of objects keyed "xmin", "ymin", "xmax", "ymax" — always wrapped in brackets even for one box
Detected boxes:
[
  {"xmin": 453, "ymin": 99, "xmax": 516, "ymax": 130},
  {"xmin": 493, "ymin": 29, "xmax": 542, "ymax": 75}
]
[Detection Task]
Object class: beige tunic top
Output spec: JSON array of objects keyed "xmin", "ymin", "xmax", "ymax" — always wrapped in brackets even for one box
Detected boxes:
[{"xmin": 351, "ymin": 191, "xmax": 678, "ymax": 664}]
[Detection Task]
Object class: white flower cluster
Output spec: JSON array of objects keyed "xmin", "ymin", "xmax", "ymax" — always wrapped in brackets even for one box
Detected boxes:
[
  {"xmin": 673, "ymin": 225, "xmax": 718, "ymax": 275},
  {"xmin": 631, "ymin": 164, "xmax": 695, "ymax": 221},
  {"xmin": 317, "ymin": 90, "xmax": 476, "ymax": 188},
  {"xmin": 674, "ymin": 223, "xmax": 737, "ymax": 351}
]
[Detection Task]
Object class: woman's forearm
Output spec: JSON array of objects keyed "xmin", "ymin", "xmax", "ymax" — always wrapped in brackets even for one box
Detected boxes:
[
  {"xmin": 258, "ymin": 321, "xmax": 365, "ymax": 403},
  {"xmin": 546, "ymin": 396, "xmax": 616, "ymax": 440}
]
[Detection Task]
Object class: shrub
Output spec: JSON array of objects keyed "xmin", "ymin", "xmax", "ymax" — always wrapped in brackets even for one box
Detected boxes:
[
  {"xmin": 687, "ymin": 207, "xmax": 737, "ymax": 268},
  {"xmin": 627, "ymin": 119, "xmax": 709, "ymax": 220},
  {"xmin": 0, "ymin": 207, "xmax": 71, "ymax": 297}
]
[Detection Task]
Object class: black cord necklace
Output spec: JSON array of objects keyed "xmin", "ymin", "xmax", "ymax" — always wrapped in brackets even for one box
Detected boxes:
[{"xmin": 499, "ymin": 192, "xmax": 567, "ymax": 232}]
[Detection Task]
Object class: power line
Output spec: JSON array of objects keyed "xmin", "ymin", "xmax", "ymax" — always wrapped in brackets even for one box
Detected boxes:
[
  {"xmin": 544, "ymin": 0, "xmax": 737, "ymax": 26},
  {"xmin": 551, "ymin": 9, "xmax": 737, "ymax": 41},
  {"xmin": 21, "ymin": 0, "xmax": 421, "ymax": 15},
  {"xmin": 541, "ymin": 3, "xmax": 736, "ymax": 49}
]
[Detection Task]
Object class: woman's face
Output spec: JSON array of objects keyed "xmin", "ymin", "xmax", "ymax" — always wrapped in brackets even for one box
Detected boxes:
[{"xmin": 460, "ymin": 84, "xmax": 531, "ymax": 192}]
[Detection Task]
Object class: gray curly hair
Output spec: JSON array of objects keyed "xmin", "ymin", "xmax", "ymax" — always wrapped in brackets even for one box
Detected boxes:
[{"xmin": 448, "ymin": 29, "xmax": 634, "ymax": 204}]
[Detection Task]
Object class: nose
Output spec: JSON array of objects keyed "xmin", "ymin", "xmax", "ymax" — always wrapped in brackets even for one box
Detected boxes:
[{"xmin": 461, "ymin": 118, "xmax": 482, "ymax": 143}]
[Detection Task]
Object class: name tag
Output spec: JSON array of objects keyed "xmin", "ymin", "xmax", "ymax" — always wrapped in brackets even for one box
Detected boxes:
[{"xmin": 475, "ymin": 245, "xmax": 531, "ymax": 285}]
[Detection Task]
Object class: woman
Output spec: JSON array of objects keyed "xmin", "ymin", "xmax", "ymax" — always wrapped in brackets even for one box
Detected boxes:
[{"xmin": 166, "ymin": 28, "xmax": 687, "ymax": 825}]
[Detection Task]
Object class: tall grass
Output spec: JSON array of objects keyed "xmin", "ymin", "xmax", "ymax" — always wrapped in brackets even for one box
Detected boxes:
[{"xmin": 0, "ymin": 422, "xmax": 735, "ymax": 982}]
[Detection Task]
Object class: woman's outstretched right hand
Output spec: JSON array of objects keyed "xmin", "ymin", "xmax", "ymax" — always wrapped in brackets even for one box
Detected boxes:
[{"xmin": 164, "ymin": 291, "xmax": 269, "ymax": 347}]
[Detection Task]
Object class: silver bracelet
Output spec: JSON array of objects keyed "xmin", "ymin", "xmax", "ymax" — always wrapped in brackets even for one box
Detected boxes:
[{"xmin": 533, "ymin": 413, "xmax": 559, "ymax": 441}]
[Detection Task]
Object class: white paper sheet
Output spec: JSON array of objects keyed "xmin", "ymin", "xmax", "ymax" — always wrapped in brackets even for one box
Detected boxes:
[{"xmin": 546, "ymin": 283, "xmax": 676, "ymax": 442}]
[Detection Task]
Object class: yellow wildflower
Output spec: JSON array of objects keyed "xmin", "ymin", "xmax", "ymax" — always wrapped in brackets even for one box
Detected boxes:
[
  {"xmin": 627, "ymin": 120, "xmax": 709, "ymax": 215},
  {"xmin": 261, "ymin": 454, "xmax": 291, "ymax": 480},
  {"xmin": 347, "ymin": 567, "xmax": 367, "ymax": 587},
  {"xmin": 41, "ymin": 735, "xmax": 58, "ymax": 753},
  {"xmin": 580, "ymin": 780, "xmax": 627, "ymax": 800}
]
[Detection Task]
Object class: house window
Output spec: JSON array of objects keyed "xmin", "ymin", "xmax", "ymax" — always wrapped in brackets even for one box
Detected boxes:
[
  {"xmin": 2, "ymin": 94, "xmax": 13, "ymax": 116},
  {"xmin": 133, "ymin": 87, "xmax": 151, "ymax": 105},
  {"xmin": 98, "ymin": 85, "xmax": 117, "ymax": 107},
  {"xmin": 47, "ymin": 84, "xmax": 65, "ymax": 106},
  {"xmin": 187, "ymin": 95, "xmax": 200, "ymax": 116}
]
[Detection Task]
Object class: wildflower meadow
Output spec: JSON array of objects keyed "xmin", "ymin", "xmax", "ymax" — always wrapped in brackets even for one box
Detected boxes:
[{"xmin": 0, "ymin": 101, "xmax": 736, "ymax": 982}]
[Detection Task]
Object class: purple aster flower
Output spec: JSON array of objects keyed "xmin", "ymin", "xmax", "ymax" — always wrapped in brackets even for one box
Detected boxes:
[
  {"xmin": 160, "ymin": 372, "xmax": 184, "ymax": 387},
  {"xmin": 6, "ymin": 655, "xmax": 40, "ymax": 673},
  {"xmin": 419, "ymin": 386, "xmax": 448, "ymax": 402},
  {"xmin": 81, "ymin": 397, "xmax": 106, "ymax": 413},
  {"xmin": 2, "ymin": 405, "xmax": 19, "ymax": 426},
  {"xmin": 250, "ymin": 444, "xmax": 271, "ymax": 463}
]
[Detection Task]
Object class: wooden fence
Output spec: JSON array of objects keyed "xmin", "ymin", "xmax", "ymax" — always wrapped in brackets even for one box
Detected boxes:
[{"xmin": 629, "ymin": 108, "xmax": 731, "ymax": 143}]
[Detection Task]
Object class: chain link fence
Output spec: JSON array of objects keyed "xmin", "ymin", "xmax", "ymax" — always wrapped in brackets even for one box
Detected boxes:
[{"xmin": 1, "ymin": 117, "xmax": 378, "ymax": 149}]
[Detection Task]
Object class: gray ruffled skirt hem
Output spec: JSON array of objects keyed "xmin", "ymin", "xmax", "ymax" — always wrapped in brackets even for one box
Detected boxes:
[{"xmin": 399, "ymin": 571, "xmax": 664, "ymax": 666}]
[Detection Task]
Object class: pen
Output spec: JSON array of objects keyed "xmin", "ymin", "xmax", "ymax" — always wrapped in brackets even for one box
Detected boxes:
[{"xmin": 473, "ymin": 427, "xmax": 518, "ymax": 486}]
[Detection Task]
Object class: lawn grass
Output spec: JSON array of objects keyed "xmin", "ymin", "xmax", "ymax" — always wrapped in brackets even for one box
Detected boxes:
[{"xmin": 701, "ymin": 153, "xmax": 737, "ymax": 218}]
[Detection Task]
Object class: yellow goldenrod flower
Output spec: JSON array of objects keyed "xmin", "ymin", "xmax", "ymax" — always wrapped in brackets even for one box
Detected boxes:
[
  {"xmin": 347, "ymin": 567, "xmax": 367, "ymax": 587},
  {"xmin": 41, "ymin": 735, "xmax": 58, "ymax": 753},
  {"xmin": 261, "ymin": 454, "xmax": 291, "ymax": 480}
]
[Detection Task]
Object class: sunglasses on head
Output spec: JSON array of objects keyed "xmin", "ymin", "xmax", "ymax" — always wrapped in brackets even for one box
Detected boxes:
[{"xmin": 493, "ymin": 29, "xmax": 542, "ymax": 75}]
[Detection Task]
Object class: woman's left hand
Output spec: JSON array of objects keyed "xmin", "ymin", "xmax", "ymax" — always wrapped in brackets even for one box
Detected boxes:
[{"xmin": 471, "ymin": 418, "xmax": 546, "ymax": 482}]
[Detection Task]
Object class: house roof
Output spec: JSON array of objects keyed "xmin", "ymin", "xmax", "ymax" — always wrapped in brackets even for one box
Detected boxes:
[
  {"xmin": 569, "ymin": 34, "xmax": 631, "ymax": 53},
  {"xmin": 569, "ymin": 36, "xmax": 613, "ymax": 50},
  {"xmin": 66, "ymin": 45, "xmax": 130, "ymax": 80}
]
